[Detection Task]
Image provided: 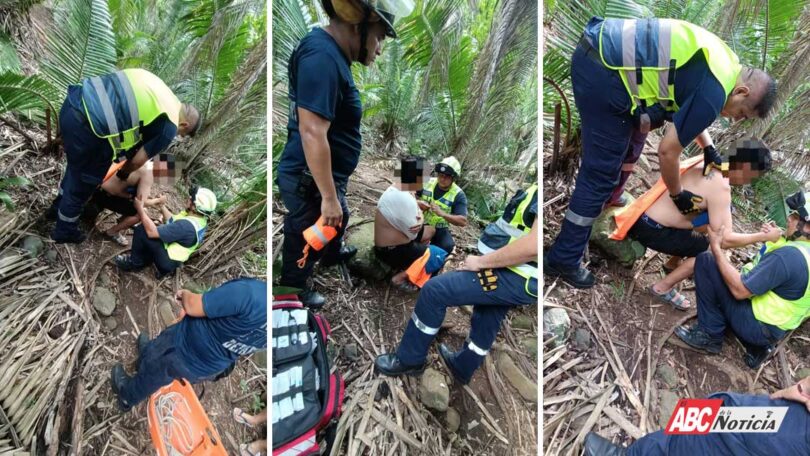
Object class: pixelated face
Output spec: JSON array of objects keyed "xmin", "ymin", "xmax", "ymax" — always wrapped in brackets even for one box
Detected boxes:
[
  {"xmin": 725, "ymin": 138, "xmax": 770, "ymax": 185},
  {"xmin": 150, "ymin": 153, "xmax": 181, "ymax": 185},
  {"xmin": 437, "ymin": 172, "xmax": 453, "ymax": 189},
  {"xmin": 727, "ymin": 161, "xmax": 762, "ymax": 185},
  {"xmin": 395, "ymin": 157, "xmax": 424, "ymax": 191}
]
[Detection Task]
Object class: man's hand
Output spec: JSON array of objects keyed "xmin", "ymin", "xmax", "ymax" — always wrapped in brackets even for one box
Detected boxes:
[
  {"xmin": 770, "ymin": 377, "xmax": 810, "ymax": 412},
  {"xmin": 321, "ymin": 196, "xmax": 343, "ymax": 227},
  {"xmin": 459, "ymin": 255, "xmax": 483, "ymax": 272},
  {"xmin": 760, "ymin": 221, "xmax": 783, "ymax": 243},
  {"xmin": 708, "ymin": 223, "xmax": 725, "ymax": 250},
  {"xmin": 430, "ymin": 203, "xmax": 446, "ymax": 218},
  {"xmin": 417, "ymin": 200, "xmax": 430, "ymax": 211},
  {"xmin": 702, "ymin": 145, "xmax": 724, "ymax": 176},
  {"xmin": 670, "ymin": 190, "xmax": 704, "ymax": 214}
]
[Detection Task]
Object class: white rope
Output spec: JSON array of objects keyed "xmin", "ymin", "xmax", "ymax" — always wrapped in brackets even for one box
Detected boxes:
[{"xmin": 154, "ymin": 392, "xmax": 195, "ymax": 453}]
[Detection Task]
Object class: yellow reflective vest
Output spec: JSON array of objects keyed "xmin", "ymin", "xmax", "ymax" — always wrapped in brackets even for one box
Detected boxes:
[{"xmin": 164, "ymin": 212, "xmax": 207, "ymax": 262}]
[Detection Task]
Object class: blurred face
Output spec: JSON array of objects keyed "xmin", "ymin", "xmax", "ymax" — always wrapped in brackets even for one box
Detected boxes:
[
  {"xmin": 437, "ymin": 172, "xmax": 453, "ymax": 189},
  {"xmin": 361, "ymin": 22, "xmax": 387, "ymax": 66},
  {"xmin": 727, "ymin": 161, "xmax": 763, "ymax": 186}
]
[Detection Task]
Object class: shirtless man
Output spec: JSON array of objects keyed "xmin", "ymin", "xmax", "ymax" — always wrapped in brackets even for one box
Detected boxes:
[
  {"xmin": 374, "ymin": 186, "xmax": 430, "ymax": 291},
  {"xmin": 627, "ymin": 139, "xmax": 779, "ymax": 309},
  {"xmin": 89, "ymin": 160, "xmax": 165, "ymax": 246}
]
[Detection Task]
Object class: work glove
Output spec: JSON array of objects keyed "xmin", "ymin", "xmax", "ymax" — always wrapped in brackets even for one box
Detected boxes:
[
  {"xmin": 702, "ymin": 145, "xmax": 725, "ymax": 176},
  {"xmin": 671, "ymin": 190, "xmax": 704, "ymax": 214}
]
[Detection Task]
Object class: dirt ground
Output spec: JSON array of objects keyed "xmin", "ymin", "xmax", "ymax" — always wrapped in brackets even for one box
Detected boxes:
[
  {"xmin": 0, "ymin": 125, "xmax": 266, "ymax": 455},
  {"xmin": 272, "ymin": 158, "xmax": 539, "ymax": 455},
  {"xmin": 542, "ymin": 131, "xmax": 810, "ymax": 453}
]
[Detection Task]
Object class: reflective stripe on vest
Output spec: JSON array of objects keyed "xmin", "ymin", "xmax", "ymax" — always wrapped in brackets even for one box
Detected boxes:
[
  {"xmin": 82, "ymin": 69, "xmax": 182, "ymax": 158},
  {"xmin": 479, "ymin": 184, "xmax": 538, "ymax": 281},
  {"xmin": 164, "ymin": 213, "xmax": 207, "ymax": 262},
  {"xmin": 747, "ymin": 240, "xmax": 810, "ymax": 330},
  {"xmin": 598, "ymin": 18, "xmax": 741, "ymax": 115},
  {"xmin": 421, "ymin": 178, "xmax": 461, "ymax": 228}
]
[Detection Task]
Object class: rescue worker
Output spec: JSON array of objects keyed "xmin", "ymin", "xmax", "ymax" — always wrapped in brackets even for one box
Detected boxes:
[
  {"xmin": 544, "ymin": 17, "xmax": 777, "ymax": 289},
  {"xmin": 374, "ymin": 185, "xmax": 537, "ymax": 384},
  {"xmin": 111, "ymin": 278, "xmax": 267, "ymax": 412},
  {"xmin": 417, "ymin": 156, "xmax": 468, "ymax": 255},
  {"xmin": 276, "ymin": 0, "xmax": 413, "ymax": 308},
  {"xmin": 114, "ymin": 186, "xmax": 216, "ymax": 279},
  {"xmin": 48, "ymin": 68, "xmax": 200, "ymax": 244},
  {"xmin": 584, "ymin": 374, "xmax": 810, "ymax": 455},
  {"xmin": 675, "ymin": 191, "xmax": 810, "ymax": 369}
]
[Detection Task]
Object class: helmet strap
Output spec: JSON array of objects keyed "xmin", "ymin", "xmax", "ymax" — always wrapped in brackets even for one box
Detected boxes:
[{"xmin": 357, "ymin": 3, "xmax": 371, "ymax": 63}]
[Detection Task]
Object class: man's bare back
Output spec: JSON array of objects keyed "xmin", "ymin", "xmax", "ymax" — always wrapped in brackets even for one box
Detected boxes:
[{"xmin": 646, "ymin": 167, "xmax": 731, "ymax": 230}]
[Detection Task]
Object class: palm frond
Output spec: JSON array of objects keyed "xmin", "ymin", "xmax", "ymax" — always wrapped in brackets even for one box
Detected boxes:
[{"xmin": 0, "ymin": 72, "xmax": 60, "ymax": 120}]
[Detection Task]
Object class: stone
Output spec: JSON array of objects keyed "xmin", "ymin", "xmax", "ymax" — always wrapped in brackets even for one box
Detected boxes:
[
  {"xmin": 796, "ymin": 368, "xmax": 810, "ymax": 382},
  {"xmin": 511, "ymin": 315, "xmax": 533, "ymax": 330},
  {"xmin": 445, "ymin": 407, "xmax": 461, "ymax": 433},
  {"xmin": 92, "ymin": 287, "xmax": 117, "ymax": 317},
  {"xmin": 657, "ymin": 364, "xmax": 679, "ymax": 389},
  {"xmin": 542, "ymin": 308, "xmax": 570, "ymax": 346},
  {"xmin": 658, "ymin": 389, "xmax": 680, "ymax": 429},
  {"xmin": 342, "ymin": 343, "xmax": 360, "ymax": 361},
  {"xmin": 252, "ymin": 350, "xmax": 267, "ymax": 369},
  {"xmin": 44, "ymin": 249, "xmax": 58, "ymax": 263},
  {"xmin": 347, "ymin": 223, "xmax": 392, "ymax": 281},
  {"xmin": 521, "ymin": 337, "xmax": 538, "ymax": 358},
  {"xmin": 98, "ymin": 270, "xmax": 111, "ymax": 288},
  {"xmin": 419, "ymin": 368, "xmax": 450, "ymax": 411},
  {"xmin": 22, "ymin": 235, "xmax": 44, "ymax": 257},
  {"xmin": 573, "ymin": 328, "xmax": 591, "ymax": 350},
  {"xmin": 590, "ymin": 194, "xmax": 647, "ymax": 268},
  {"xmin": 102, "ymin": 317, "xmax": 118, "ymax": 331},
  {"xmin": 158, "ymin": 301, "xmax": 177, "ymax": 326},
  {"xmin": 496, "ymin": 352, "xmax": 537, "ymax": 403}
]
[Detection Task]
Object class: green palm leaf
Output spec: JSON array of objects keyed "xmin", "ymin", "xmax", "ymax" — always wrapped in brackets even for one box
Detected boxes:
[{"xmin": 0, "ymin": 72, "xmax": 60, "ymax": 120}]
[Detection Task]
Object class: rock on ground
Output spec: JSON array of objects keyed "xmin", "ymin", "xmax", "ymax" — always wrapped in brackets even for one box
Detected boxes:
[
  {"xmin": 658, "ymin": 389, "xmax": 680, "ymax": 429},
  {"xmin": 590, "ymin": 193, "xmax": 647, "ymax": 267},
  {"xmin": 543, "ymin": 308, "xmax": 570, "ymax": 346},
  {"xmin": 419, "ymin": 368, "xmax": 450, "ymax": 412},
  {"xmin": 511, "ymin": 315, "xmax": 534, "ymax": 330},
  {"xmin": 158, "ymin": 301, "xmax": 177, "ymax": 326},
  {"xmin": 496, "ymin": 352, "xmax": 537, "ymax": 403},
  {"xmin": 573, "ymin": 328, "xmax": 591, "ymax": 350},
  {"xmin": 22, "ymin": 235, "xmax": 44, "ymax": 257},
  {"xmin": 93, "ymin": 287, "xmax": 117, "ymax": 317},
  {"xmin": 445, "ymin": 407, "xmax": 461, "ymax": 433},
  {"xmin": 102, "ymin": 317, "xmax": 118, "ymax": 331},
  {"xmin": 342, "ymin": 343, "xmax": 360, "ymax": 361},
  {"xmin": 347, "ymin": 222, "xmax": 392, "ymax": 281},
  {"xmin": 657, "ymin": 364, "xmax": 679, "ymax": 389},
  {"xmin": 521, "ymin": 336, "xmax": 538, "ymax": 358},
  {"xmin": 796, "ymin": 368, "xmax": 810, "ymax": 382}
]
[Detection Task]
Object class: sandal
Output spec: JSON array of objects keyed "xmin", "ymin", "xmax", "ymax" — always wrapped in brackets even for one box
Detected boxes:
[
  {"xmin": 649, "ymin": 285, "xmax": 691, "ymax": 311},
  {"xmin": 233, "ymin": 407, "xmax": 255, "ymax": 428},
  {"xmin": 239, "ymin": 443, "xmax": 264, "ymax": 456},
  {"xmin": 105, "ymin": 231, "xmax": 129, "ymax": 246}
]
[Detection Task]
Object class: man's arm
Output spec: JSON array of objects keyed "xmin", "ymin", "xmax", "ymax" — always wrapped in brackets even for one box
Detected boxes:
[
  {"xmin": 431, "ymin": 202, "xmax": 467, "ymax": 227},
  {"xmin": 176, "ymin": 290, "xmax": 205, "ymax": 318},
  {"xmin": 694, "ymin": 129, "xmax": 713, "ymax": 149},
  {"xmin": 706, "ymin": 174, "xmax": 779, "ymax": 248},
  {"xmin": 135, "ymin": 197, "xmax": 161, "ymax": 239},
  {"xmin": 120, "ymin": 148, "xmax": 149, "ymax": 175},
  {"xmin": 299, "ymin": 108, "xmax": 342, "ymax": 227},
  {"xmin": 770, "ymin": 375, "xmax": 810, "ymax": 412},
  {"xmin": 708, "ymin": 224, "xmax": 753, "ymax": 299},
  {"xmin": 659, "ymin": 127, "xmax": 686, "ymax": 196},
  {"xmin": 461, "ymin": 219, "xmax": 538, "ymax": 271},
  {"xmin": 136, "ymin": 165, "xmax": 154, "ymax": 201}
]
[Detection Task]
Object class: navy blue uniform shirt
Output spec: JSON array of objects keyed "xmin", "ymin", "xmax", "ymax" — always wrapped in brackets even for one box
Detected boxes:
[
  {"xmin": 157, "ymin": 218, "xmax": 198, "ymax": 247},
  {"xmin": 176, "ymin": 278, "xmax": 268, "ymax": 378},
  {"xmin": 743, "ymin": 245, "xmax": 810, "ymax": 301},
  {"xmin": 68, "ymin": 86, "xmax": 177, "ymax": 158},
  {"xmin": 277, "ymin": 28, "xmax": 363, "ymax": 187},
  {"xmin": 584, "ymin": 19, "xmax": 728, "ymax": 147}
]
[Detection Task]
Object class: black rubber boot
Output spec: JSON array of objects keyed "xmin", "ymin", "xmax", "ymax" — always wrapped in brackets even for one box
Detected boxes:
[
  {"xmin": 299, "ymin": 289, "xmax": 326, "ymax": 309},
  {"xmin": 543, "ymin": 256, "xmax": 596, "ymax": 289},
  {"xmin": 438, "ymin": 343, "xmax": 472, "ymax": 385},
  {"xmin": 584, "ymin": 432, "xmax": 627, "ymax": 456},
  {"xmin": 374, "ymin": 354, "xmax": 425, "ymax": 377},
  {"xmin": 321, "ymin": 244, "xmax": 358, "ymax": 268},
  {"xmin": 114, "ymin": 254, "xmax": 145, "ymax": 272},
  {"xmin": 110, "ymin": 363, "xmax": 133, "ymax": 412},
  {"xmin": 675, "ymin": 324, "xmax": 722, "ymax": 354},
  {"xmin": 743, "ymin": 342, "xmax": 774, "ymax": 370},
  {"xmin": 136, "ymin": 333, "xmax": 149, "ymax": 355}
]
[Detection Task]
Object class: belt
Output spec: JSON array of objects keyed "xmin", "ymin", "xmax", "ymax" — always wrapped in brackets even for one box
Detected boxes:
[{"xmin": 640, "ymin": 213, "xmax": 664, "ymax": 229}]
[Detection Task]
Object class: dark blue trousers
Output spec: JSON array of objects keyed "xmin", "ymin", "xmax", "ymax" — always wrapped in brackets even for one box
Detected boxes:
[
  {"xmin": 628, "ymin": 393, "xmax": 810, "ymax": 455},
  {"xmin": 396, "ymin": 268, "xmax": 536, "ymax": 381},
  {"xmin": 609, "ymin": 129, "xmax": 648, "ymax": 204},
  {"xmin": 694, "ymin": 252, "xmax": 785, "ymax": 347},
  {"xmin": 277, "ymin": 172, "xmax": 350, "ymax": 289},
  {"xmin": 119, "ymin": 325, "xmax": 216, "ymax": 408},
  {"xmin": 431, "ymin": 227, "xmax": 455, "ymax": 255},
  {"xmin": 129, "ymin": 225, "xmax": 181, "ymax": 275},
  {"xmin": 546, "ymin": 43, "xmax": 641, "ymax": 269},
  {"xmin": 52, "ymin": 86, "xmax": 114, "ymax": 239}
]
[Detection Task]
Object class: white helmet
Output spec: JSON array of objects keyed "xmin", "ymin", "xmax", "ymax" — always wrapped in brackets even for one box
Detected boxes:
[
  {"xmin": 435, "ymin": 156, "xmax": 461, "ymax": 178},
  {"xmin": 191, "ymin": 186, "xmax": 217, "ymax": 215}
]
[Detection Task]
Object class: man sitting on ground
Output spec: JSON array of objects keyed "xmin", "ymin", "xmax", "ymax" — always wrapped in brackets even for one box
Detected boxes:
[
  {"xmin": 675, "ymin": 190, "xmax": 810, "ymax": 369},
  {"xmin": 585, "ymin": 372, "xmax": 810, "ymax": 455},
  {"xmin": 114, "ymin": 186, "xmax": 216, "ymax": 279},
  {"xmin": 611, "ymin": 139, "xmax": 777, "ymax": 310},
  {"xmin": 111, "ymin": 278, "xmax": 266, "ymax": 411},
  {"xmin": 89, "ymin": 160, "xmax": 167, "ymax": 246}
]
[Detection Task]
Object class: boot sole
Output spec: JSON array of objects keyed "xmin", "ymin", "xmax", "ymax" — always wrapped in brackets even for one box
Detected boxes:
[
  {"xmin": 543, "ymin": 270, "xmax": 595, "ymax": 289},
  {"xmin": 374, "ymin": 364, "xmax": 425, "ymax": 377},
  {"xmin": 675, "ymin": 330, "xmax": 722, "ymax": 354}
]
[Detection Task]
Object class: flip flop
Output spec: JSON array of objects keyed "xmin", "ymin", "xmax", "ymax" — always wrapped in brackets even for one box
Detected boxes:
[
  {"xmin": 105, "ymin": 231, "xmax": 129, "ymax": 246},
  {"xmin": 232, "ymin": 407, "xmax": 254, "ymax": 428},
  {"xmin": 649, "ymin": 285, "xmax": 691, "ymax": 311}
]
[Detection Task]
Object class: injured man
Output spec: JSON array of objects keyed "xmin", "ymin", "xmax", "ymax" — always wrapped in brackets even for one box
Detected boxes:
[{"xmin": 374, "ymin": 166, "xmax": 447, "ymax": 292}]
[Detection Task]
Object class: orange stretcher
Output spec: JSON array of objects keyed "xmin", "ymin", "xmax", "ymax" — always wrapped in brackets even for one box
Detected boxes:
[
  {"xmin": 147, "ymin": 379, "xmax": 228, "ymax": 456},
  {"xmin": 103, "ymin": 160, "xmax": 127, "ymax": 183}
]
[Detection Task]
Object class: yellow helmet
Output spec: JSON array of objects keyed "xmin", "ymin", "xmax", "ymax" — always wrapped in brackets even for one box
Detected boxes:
[{"xmin": 435, "ymin": 156, "xmax": 461, "ymax": 178}]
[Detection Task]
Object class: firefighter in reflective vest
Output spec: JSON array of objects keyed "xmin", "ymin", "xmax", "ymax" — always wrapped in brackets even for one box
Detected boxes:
[
  {"xmin": 115, "ymin": 186, "xmax": 216, "ymax": 279},
  {"xmin": 375, "ymin": 185, "xmax": 537, "ymax": 384},
  {"xmin": 545, "ymin": 17, "xmax": 777, "ymax": 289},
  {"xmin": 675, "ymin": 191, "xmax": 810, "ymax": 370},
  {"xmin": 47, "ymin": 68, "xmax": 201, "ymax": 244},
  {"xmin": 417, "ymin": 156, "xmax": 468, "ymax": 255}
]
